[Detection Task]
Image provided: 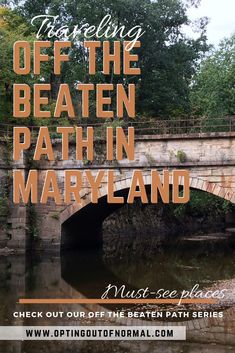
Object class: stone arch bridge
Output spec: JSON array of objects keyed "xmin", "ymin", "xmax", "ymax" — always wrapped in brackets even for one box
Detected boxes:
[{"xmin": 1, "ymin": 131, "xmax": 235, "ymax": 253}]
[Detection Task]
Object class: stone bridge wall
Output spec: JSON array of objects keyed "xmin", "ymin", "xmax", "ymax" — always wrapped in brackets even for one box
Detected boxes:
[{"xmin": 0, "ymin": 132, "xmax": 235, "ymax": 253}]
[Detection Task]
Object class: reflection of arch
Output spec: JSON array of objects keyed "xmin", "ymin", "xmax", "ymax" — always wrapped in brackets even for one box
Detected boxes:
[
  {"xmin": 60, "ymin": 276, "xmax": 235, "ymax": 345},
  {"xmin": 60, "ymin": 173, "xmax": 235, "ymax": 225},
  {"xmin": 60, "ymin": 252, "xmax": 235, "ymax": 345},
  {"xmin": 61, "ymin": 250, "xmax": 185, "ymax": 307}
]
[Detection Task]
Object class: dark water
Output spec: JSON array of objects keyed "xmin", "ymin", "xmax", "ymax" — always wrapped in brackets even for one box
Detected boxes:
[
  {"xmin": 61, "ymin": 245, "xmax": 235, "ymax": 303},
  {"xmin": 0, "ymin": 238, "xmax": 234, "ymax": 352}
]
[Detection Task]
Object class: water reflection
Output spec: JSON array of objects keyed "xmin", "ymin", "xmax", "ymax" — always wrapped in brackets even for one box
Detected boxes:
[
  {"xmin": 62, "ymin": 245, "xmax": 235, "ymax": 298},
  {"xmin": 0, "ymin": 238, "xmax": 234, "ymax": 353}
]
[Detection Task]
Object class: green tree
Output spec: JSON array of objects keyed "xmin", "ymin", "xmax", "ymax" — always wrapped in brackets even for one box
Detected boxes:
[
  {"xmin": 0, "ymin": 6, "xmax": 65, "ymax": 125},
  {"xmin": 0, "ymin": 7, "xmax": 34, "ymax": 92},
  {"xmin": 0, "ymin": 6, "xmax": 36, "ymax": 122},
  {"xmin": 190, "ymin": 35, "xmax": 235, "ymax": 119},
  {"xmin": 13, "ymin": 0, "xmax": 208, "ymax": 119}
]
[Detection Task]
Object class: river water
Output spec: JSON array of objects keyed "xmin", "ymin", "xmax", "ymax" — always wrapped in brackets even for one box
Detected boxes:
[{"xmin": 0, "ymin": 237, "xmax": 234, "ymax": 352}]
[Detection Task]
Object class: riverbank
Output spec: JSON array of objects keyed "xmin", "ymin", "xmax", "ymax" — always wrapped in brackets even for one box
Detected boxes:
[{"xmin": 102, "ymin": 199, "xmax": 235, "ymax": 259}]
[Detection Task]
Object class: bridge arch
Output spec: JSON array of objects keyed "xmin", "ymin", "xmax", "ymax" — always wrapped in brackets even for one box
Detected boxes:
[{"xmin": 60, "ymin": 173, "xmax": 235, "ymax": 226}]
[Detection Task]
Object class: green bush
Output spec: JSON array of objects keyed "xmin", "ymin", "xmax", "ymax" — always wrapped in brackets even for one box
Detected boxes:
[
  {"xmin": 176, "ymin": 150, "xmax": 187, "ymax": 163},
  {"xmin": 172, "ymin": 189, "xmax": 233, "ymax": 219}
]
